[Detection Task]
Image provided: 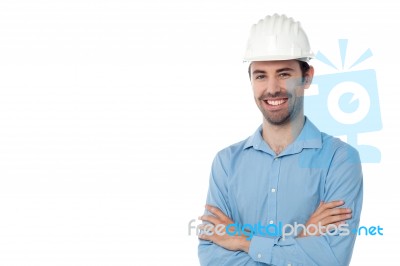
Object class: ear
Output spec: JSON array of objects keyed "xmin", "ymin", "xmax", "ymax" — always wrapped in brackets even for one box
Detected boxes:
[{"xmin": 303, "ymin": 65, "xmax": 314, "ymax": 89}]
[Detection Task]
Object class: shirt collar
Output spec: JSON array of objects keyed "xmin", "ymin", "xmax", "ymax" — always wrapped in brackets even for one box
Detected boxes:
[{"xmin": 243, "ymin": 117, "xmax": 322, "ymax": 156}]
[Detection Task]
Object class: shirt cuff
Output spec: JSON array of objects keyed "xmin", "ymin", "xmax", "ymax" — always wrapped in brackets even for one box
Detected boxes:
[{"xmin": 248, "ymin": 236, "xmax": 276, "ymax": 264}]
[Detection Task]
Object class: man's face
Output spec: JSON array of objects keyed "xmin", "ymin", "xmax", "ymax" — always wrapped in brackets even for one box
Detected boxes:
[{"xmin": 250, "ymin": 60, "xmax": 311, "ymax": 126}]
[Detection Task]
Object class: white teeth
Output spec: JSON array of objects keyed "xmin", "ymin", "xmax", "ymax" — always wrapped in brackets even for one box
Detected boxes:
[{"xmin": 267, "ymin": 99, "xmax": 286, "ymax": 106}]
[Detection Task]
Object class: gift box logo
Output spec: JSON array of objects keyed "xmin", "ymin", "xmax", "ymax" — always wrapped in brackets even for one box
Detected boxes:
[{"xmin": 305, "ymin": 39, "xmax": 382, "ymax": 163}]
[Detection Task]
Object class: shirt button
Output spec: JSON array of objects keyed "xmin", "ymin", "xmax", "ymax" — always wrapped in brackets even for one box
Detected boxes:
[
  {"xmin": 269, "ymin": 220, "xmax": 274, "ymax": 224},
  {"xmin": 257, "ymin": 253, "xmax": 262, "ymax": 258},
  {"xmin": 271, "ymin": 188, "xmax": 276, "ymax": 193},
  {"xmin": 287, "ymin": 264, "xmax": 292, "ymax": 266}
]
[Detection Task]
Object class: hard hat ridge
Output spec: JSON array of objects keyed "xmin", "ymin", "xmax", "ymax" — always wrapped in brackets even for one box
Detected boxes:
[{"xmin": 243, "ymin": 14, "xmax": 314, "ymax": 62}]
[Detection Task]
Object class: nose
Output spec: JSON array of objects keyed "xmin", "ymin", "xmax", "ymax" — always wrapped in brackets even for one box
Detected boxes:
[{"xmin": 265, "ymin": 77, "xmax": 281, "ymax": 96}]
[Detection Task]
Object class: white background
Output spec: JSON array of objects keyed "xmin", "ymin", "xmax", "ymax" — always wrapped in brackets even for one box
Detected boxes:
[{"xmin": 0, "ymin": 0, "xmax": 398, "ymax": 265}]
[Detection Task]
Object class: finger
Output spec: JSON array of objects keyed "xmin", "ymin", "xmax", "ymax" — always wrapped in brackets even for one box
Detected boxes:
[
  {"xmin": 205, "ymin": 205, "xmax": 227, "ymax": 220},
  {"xmin": 198, "ymin": 222, "xmax": 218, "ymax": 242},
  {"xmin": 313, "ymin": 200, "xmax": 345, "ymax": 217},
  {"xmin": 198, "ymin": 224, "xmax": 208, "ymax": 231},
  {"xmin": 317, "ymin": 207, "xmax": 352, "ymax": 221},
  {"xmin": 320, "ymin": 213, "xmax": 352, "ymax": 226},
  {"xmin": 330, "ymin": 220, "xmax": 347, "ymax": 228},
  {"xmin": 320, "ymin": 221, "xmax": 347, "ymax": 234},
  {"xmin": 321, "ymin": 200, "xmax": 345, "ymax": 210},
  {"xmin": 198, "ymin": 232, "xmax": 213, "ymax": 242},
  {"xmin": 198, "ymin": 215, "xmax": 220, "ymax": 225}
]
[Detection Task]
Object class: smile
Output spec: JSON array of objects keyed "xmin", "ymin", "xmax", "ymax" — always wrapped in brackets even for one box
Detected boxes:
[{"xmin": 264, "ymin": 98, "xmax": 288, "ymax": 106}]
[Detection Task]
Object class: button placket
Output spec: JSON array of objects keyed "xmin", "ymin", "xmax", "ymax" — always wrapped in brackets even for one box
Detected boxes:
[{"xmin": 267, "ymin": 157, "xmax": 281, "ymax": 226}]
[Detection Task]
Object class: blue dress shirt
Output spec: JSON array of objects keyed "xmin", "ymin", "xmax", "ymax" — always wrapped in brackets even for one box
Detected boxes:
[{"xmin": 198, "ymin": 118, "xmax": 363, "ymax": 266}]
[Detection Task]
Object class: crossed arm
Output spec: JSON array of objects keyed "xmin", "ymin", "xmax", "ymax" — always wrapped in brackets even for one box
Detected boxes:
[
  {"xmin": 198, "ymin": 200, "xmax": 352, "ymax": 253},
  {"xmin": 198, "ymin": 146, "xmax": 363, "ymax": 265}
]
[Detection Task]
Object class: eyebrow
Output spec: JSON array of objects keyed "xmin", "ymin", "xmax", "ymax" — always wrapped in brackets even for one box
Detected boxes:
[
  {"xmin": 276, "ymin": 67, "xmax": 295, "ymax": 73},
  {"xmin": 252, "ymin": 70, "xmax": 266, "ymax": 75},
  {"xmin": 251, "ymin": 67, "xmax": 295, "ymax": 75}
]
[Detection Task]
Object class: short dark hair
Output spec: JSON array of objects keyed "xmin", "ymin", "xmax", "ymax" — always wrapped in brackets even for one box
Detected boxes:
[
  {"xmin": 298, "ymin": 61, "xmax": 310, "ymax": 80},
  {"xmin": 247, "ymin": 60, "xmax": 310, "ymax": 81}
]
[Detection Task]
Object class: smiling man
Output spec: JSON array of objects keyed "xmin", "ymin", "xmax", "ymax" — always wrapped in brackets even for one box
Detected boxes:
[{"xmin": 198, "ymin": 14, "xmax": 363, "ymax": 266}]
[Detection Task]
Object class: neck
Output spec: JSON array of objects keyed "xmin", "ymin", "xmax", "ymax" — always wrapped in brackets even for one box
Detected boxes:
[{"xmin": 262, "ymin": 115, "xmax": 305, "ymax": 155}]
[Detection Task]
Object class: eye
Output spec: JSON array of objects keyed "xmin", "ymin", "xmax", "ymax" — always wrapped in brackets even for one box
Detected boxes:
[
  {"xmin": 278, "ymin": 73, "xmax": 291, "ymax": 79},
  {"xmin": 255, "ymin": 74, "xmax": 266, "ymax": 80}
]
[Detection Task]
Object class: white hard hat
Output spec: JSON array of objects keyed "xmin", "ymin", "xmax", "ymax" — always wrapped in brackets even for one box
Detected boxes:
[{"xmin": 243, "ymin": 14, "xmax": 314, "ymax": 62}]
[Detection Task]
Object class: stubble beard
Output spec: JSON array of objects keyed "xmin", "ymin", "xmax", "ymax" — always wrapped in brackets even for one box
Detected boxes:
[{"xmin": 258, "ymin": 95, "xmax": 304, "ymax": 126}]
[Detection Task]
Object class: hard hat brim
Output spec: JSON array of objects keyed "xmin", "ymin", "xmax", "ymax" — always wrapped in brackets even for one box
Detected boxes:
[{"xmin": 243, "ymin": 55, "xmax": 314, "ymax": 63}]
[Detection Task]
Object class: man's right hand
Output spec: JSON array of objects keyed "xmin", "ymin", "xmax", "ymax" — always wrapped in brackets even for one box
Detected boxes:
[{"xmin": 297, "ymin": 200, "xmax": 352, "ymax": 238}]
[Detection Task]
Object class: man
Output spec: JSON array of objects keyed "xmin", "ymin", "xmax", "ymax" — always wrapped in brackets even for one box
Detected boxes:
[{"xmin": 198, "ymin": 14, "xmax": 363, "ymax": 265}]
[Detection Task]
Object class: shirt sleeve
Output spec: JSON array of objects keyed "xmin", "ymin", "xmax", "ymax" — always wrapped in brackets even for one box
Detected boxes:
[
  {"xmin": 248, "ymin": 144, "xmax": 363, "ymax": 266},
  {"xmin": 198, "ymin": 151, "xmax": 265, "ymax": 266}
]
